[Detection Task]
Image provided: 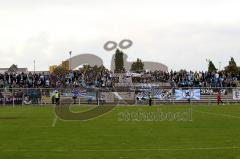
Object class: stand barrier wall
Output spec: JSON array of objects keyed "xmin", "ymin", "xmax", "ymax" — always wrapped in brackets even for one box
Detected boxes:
[{"xmin": 0, "ymin": 87, "xmax": 239, "ymax": 106}]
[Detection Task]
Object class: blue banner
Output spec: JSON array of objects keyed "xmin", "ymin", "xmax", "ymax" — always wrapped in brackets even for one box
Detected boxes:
[{"xmin": 175, "ymin": 89, "xmax": 200, "ymax": 100}]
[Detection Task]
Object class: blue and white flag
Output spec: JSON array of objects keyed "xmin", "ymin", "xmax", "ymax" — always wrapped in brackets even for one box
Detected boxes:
[
  {"xmin": 175, "ymin": 89, "xmax": 200, "ymax": 100},
  {"xmin": 233, "ymin": 89, "xmax": 240, "ymax": 100}
]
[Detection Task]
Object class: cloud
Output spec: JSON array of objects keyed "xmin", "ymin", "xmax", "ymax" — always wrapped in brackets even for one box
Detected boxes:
[{"xmin": 0, "ymin": 0, "xmax": 240, "ymax": 71}]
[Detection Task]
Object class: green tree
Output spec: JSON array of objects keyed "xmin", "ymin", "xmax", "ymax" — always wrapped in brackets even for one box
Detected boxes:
[
  {"xmin": 131, "ymin": 58, "xmax": 144, "ymax": 73},
  {"xmin": 225, "ymin": 57, "xmax": 238, "ymax": 75},
  {"xmin": 81, "ymin": 65, "xmax": 91, "ymax": 73},
  {"xmin": 208, "ymin": 60, "xmax": 217, "ymax": 73},
  {"xmin": 114, "ymin": 49, "xmax": 125, "ymax": 73}
]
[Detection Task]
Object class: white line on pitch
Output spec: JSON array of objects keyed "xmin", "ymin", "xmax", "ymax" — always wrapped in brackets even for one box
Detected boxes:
[
  {"xmin": 51, "ymin": 114, "xmax": 58, "ymax": 127},
  {"xmin": 193, "ymin": 110, "xmax": 240, "ymax": 119},
  {"xmin": 4, "ymin": 146, "xmax": 240, "ymax": 152}
]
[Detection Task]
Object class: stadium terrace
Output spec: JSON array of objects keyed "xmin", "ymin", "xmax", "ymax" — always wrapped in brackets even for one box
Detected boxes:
[{"xmin": 0, "ymin": 69, "xmax": 239, "ymax": 89}]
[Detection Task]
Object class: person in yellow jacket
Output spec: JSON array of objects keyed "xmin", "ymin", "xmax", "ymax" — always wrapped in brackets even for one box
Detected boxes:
[{"xmin": 55, "ymin": 91, "xmax": 60, "ymax": 105}]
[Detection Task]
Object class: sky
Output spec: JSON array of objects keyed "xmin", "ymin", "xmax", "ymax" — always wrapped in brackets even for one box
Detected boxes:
[{"xmin": 0, "ymin": 0, "xmax": 240, "ymax": 71}]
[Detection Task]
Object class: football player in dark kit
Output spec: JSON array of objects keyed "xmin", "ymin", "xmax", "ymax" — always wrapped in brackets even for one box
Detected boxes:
[{"xmin": 148, "ymin": 93, "xmax": 152, "ymax": 106}]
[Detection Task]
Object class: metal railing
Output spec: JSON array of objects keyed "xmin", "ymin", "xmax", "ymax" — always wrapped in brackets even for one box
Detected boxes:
[{"xmin": 0, "ymin": 87, "xmax": 239, "ymax": 106}]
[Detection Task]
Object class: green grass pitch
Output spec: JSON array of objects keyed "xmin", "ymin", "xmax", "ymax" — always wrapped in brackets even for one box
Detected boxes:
[{"xmin": 1, "ymin": 104, "xmax": 240, "ymax": 159}]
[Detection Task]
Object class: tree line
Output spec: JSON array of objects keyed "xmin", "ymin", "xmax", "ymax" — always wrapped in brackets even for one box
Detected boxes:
[{"xmin": 6, "ymin": 50, "xmax": 240, "ymax": 75}]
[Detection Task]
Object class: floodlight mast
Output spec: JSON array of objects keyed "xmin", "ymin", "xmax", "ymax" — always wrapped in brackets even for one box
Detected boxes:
[
  {"xmin": 34, "ymin": 60, "xmax": 35, "ymax": 73},
  {"xmin": 69, "ymin": 51, "xmax": 72, "ymax": 71}
]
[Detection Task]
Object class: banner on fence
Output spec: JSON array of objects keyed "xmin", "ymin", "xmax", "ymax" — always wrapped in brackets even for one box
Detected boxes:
[
  {"xmin": 116, "ymin": 92, "xmax": 135, "ymax": 100},
  {"xmin": 153, "ymin": 89, "xmax": 172, "ymax": 100},
  {"xmin": 61, "ymin": 89, "xmax": 87, "ymax": 97},
  {"xmin": 100, "ymin": 92, "xmax": 135, "ymax": 103},
  {"xmin": 99, "ymin": 92, "xmax": 114, "ymax": 103},
  {"xmin": 200, "ymin": 88, "xmax": 227, "ymax": 95},
  {"xmin": 135, "ymin": 89, "xmax": 172, "ymax": 100},
  {"xmin": 0, "ymin": 97, "xmax": 23, "ymax": 104},
  {"xmin": 233, "ymin": 89, "xmax": 240, "ymax": 100},
  {"xmin": 175, "ymin": 89, "xmax": 200, "ymax": 100}
]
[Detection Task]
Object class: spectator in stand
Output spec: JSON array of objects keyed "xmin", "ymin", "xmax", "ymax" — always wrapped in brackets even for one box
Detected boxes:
[{"xmin": 0, "ymin": 68, "xmax": 239, "ymax": 89}]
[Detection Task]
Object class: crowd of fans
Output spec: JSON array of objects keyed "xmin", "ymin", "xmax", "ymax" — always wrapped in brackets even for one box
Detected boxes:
[
  {"xmin": 151, "ymin": 70, "xmax": 240, "ymax": 87},
  {"xmin": 0, "ymin": 69, "xmax": 239, "ymax": 89},
  {"xmin": 0, "ymin": 68, "xmax": 113, "ymax": 89},
  {"xmin": 131, "ymin": 70, "xmax": 240, "ymax": 87},
  {"xmin": 49, "ymin": 67, "xmax": 113, "ymax": 88},
  {"xmin": 0, "ymin": 72, "xmax": 50, "ymax": 88}
]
